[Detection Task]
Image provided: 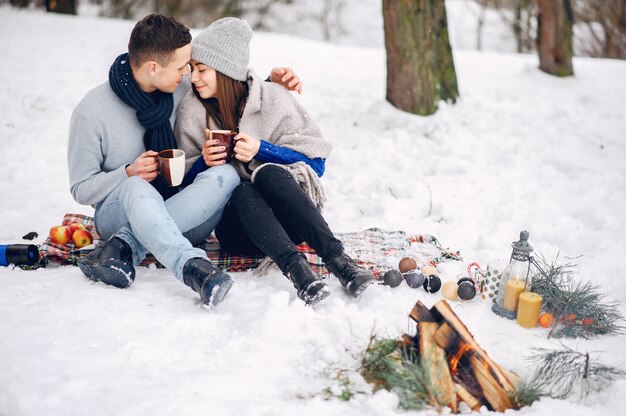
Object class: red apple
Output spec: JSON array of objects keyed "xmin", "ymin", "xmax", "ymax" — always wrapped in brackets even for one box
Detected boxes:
[
  {"xmin": 69, "ymin": 222, "xmax": 85, "ymax": 236},
  {"xmin": 72, "ymin": 229, "xmax": 93, "ymax": 248},
  {"xmin": 49, "ymin": 225, "xmax": 71, "ymax": 245}
]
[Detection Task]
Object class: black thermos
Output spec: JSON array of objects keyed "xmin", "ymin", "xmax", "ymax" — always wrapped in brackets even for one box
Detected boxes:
[{"xmin": 0, "ymin": 244, "xmax": 39, "ymax": 267}]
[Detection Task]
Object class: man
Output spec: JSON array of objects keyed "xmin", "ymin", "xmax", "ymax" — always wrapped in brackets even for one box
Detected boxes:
[{"xmin": 68, "ymin": 14, "xmax": 302, "ymax": 308}]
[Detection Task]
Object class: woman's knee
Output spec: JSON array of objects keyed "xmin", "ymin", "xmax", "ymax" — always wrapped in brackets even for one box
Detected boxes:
[
  {"xmin": 254, "ymin": 165, "xmax": 301, "ymax": 200},
  {"xmin": 254, "ymin": 164, "xmax": 287, "ymax": 187},
  {"xmin": 231, "ymin": 182, "xmax": 258, "ymax": 205}
]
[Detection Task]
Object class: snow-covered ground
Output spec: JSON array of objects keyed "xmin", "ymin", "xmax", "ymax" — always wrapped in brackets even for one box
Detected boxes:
[{"xmin": 1, "ymin": 7, "xmax": 625, "ymax": 416}]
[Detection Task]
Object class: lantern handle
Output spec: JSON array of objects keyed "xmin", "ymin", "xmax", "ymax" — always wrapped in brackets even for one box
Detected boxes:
[{"xmin": 529, "ymin": 256, "xmax": 551, "ymax": 280}]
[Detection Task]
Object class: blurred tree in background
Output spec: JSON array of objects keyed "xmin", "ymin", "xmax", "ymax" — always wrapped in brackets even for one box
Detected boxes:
[
  {"xmin": 474, "ymin": 0, "xmax": 537, "ymax": 53},
  {"xmin": 9, "ymin": 0, "xmax": 76, "ymax": 13},
  {"xmin": 382, "ymin": 0, "xmax": 459, "ymax": 116},
  {"xmin": 47, "ymin": 0, "xmax": 77, "ymax": 14},
  {"xmin": 537, "ymin": 0, "xmax": 573, "ymax": 76},
  {"xmin": 95, "ymin": 0, "xmax": 295, "ymax": 28},
  {"xmin": 9, "ymin": 0, "xmax": 30, "ymax": 8},
  {"xmin": 5, "ymin": 0, "xmax": 625, "ymax": 61},
  {"xmin": 474, "ymin": 0, "xmax": 626, "ymax": 60},
  {"xmin": 573, "ymin": 0, "xmax": 626, "ymax": 59}
]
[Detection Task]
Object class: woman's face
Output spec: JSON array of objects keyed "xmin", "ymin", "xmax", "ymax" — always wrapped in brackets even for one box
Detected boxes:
[{"xmin": 190, "ymin": 60, "xmax": 218, "ymax": 99}]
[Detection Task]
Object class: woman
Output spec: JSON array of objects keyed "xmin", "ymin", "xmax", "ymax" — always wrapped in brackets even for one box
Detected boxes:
[{"xmin": 175, "ymin": 18, "xmax": 373, "ymax": 305}]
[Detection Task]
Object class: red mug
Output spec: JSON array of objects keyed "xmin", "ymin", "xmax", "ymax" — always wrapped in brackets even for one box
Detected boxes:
[{"xmin": 209, "ymin": 130, "xmax": 237, "ymax": 162}]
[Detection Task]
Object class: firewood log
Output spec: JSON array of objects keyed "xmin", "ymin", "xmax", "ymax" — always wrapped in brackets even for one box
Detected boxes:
[
  {"xmin": 455, "ymin": 383, "xmax": 482, "ymax": 411},
  {"xmin": 410, "ymin": 300, "xmax": 518, "ymax": 412},
  {"xmin": 418, "ymin": 322, "xmax": 457, "ymax": 412},
  {"xmin": 430, "ymin": 300, "xmax": 515, "ymax": 393}
]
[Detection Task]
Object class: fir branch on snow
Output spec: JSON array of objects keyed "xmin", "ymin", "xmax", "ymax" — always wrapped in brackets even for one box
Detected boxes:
[
  {"xmin": 525, "ymin": 346, "xmax": 626, "ymax": 399},
  {"xmin": 360, "ymin": 336, "xmax": 439, "ymax": 411},
  {"xmin": 530, "ymin": 254, "xmax": 625, "ymax": 339},
  {"xmin": 321, "ymin": 370, "xmax": 365, "ymax": 402},
  {"xmin": 513, "ymin": 380, "xmax": 545, "ymax": 408}
]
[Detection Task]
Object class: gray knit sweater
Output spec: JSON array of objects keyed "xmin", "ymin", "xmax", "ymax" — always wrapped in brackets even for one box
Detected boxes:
[
  {"xmin": 67, "ymin": 79, "xmax": 191, "ymax": 207},
  {"xmin": 175, "ymin": 70, "xmax": 332, "ymax": 206}
]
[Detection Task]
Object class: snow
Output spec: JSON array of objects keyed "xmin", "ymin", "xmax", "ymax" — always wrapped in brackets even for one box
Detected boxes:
[{"xmin": 1, "ymin": 6, "xmax": 626, "ymax": 416}]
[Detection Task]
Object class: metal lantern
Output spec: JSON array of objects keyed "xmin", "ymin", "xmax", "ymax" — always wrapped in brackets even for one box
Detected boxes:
[{"xmin": 491, "ymin": 230, "xmax": 534, "ymax": 319}]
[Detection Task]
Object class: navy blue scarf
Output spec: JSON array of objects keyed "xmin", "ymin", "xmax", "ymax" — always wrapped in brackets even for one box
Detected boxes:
[{"xmin": 109, "ymin": 53, "xmax": 178, "ymax": 200}]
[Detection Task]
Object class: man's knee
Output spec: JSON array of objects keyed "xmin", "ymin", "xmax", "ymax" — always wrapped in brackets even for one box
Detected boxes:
[
  {"xmin": 197, "ymin": 164, "xmax": 240, "ymax": 192},
  {"xmin": 111, "ymin": 176, "xmax": 164, "ymax": 212},
  {"xmin": 119, "ymin": 176, "xmax": 159, "ymax": 196}
]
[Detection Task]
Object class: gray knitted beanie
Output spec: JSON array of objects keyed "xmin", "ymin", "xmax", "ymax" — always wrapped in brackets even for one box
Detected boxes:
[{"xmin": 192, "ymin": 17, "xmax": 252, "ymax": 82}]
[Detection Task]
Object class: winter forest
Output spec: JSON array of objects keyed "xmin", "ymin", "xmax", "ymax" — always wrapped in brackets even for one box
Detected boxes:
[{"xmin": 1, "ymin": 0, "xmax": 625, "ymax": 415}]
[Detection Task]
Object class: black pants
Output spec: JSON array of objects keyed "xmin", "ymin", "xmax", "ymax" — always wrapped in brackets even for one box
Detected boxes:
[{"xmin": 215, "ymin": 165, "xmax": 343, "ymax": 274}]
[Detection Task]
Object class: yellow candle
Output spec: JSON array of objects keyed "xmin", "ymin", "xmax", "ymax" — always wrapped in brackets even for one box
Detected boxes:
[
  {"xmin": 502, "ymin": 279, "xmax": 526, "ymax": 312},
  {"xmin": 516, "ymin": 292, "xmax": 542, "ymax": 328}
]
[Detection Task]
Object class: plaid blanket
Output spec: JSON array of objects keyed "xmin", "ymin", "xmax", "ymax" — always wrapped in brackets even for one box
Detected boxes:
[
  {"xmin": 37, "ymin": 213, "xmax": 100, "ymax": 266},
  {"xmin": 35, "ymin": 214, "xmax": 461, "ymax": 278}
]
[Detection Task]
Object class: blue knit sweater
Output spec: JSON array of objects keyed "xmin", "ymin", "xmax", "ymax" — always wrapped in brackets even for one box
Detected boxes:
[{"xmin": 181, "ymin": 140, "xmax": 325, "ymax": 188}]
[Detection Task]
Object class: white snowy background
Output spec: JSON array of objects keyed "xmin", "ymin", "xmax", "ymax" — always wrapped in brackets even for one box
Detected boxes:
[{"xmin": 1, "ymin": 1, "xmax": 625, "ymax": 415}]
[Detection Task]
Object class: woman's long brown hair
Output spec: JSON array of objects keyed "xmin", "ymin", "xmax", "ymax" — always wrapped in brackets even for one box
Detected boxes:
[{"xmin": 193, "ymin": 71, "xmax": 249, "ymax": 132}]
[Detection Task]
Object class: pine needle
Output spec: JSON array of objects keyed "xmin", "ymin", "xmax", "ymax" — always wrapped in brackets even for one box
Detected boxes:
[
  {"xmin": 360, "ymin": 336, "xmax": 439, "ymax": 410},
  {"xmin": 526, "ymin": 346, "xmax": 626, "ymax": 399},
  {"xmin": 531, "ymin": 254, "xmax": 624, "ymax": 339}
]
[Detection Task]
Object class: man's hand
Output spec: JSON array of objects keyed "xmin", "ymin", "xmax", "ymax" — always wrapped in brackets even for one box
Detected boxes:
[
  {"xmin": 270, "ymin": 67, "xmax": 302, "ymax": 94},
  {"xmin": 233, "ymin": 133, "xmax": 261, "ymax": 163},
  {"xmin": 202, "ymin": 129, "xmax": 228, "ymax": 167},
  {"xmin": 126, "ymin": 150, "xmax": 159, "ymax": 181}
]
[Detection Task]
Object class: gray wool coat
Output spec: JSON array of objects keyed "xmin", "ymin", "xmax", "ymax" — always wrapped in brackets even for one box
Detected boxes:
[{"xmin": 175, "ymin": 69, "xmax": 333, "ymax": 208}]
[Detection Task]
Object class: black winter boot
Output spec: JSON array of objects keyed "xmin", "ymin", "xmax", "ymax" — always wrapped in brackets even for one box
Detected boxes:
[
  {"xmin": 78, "ymin": 236, "xmax": 135, "ymax": 288},
  {"xmin": 325, "ymin": 252, "xmax": 373, "ymax": 297},
  {"xmin": 286, "ymin": 257, "xmax": 330, "ymax": 306},
  {"xmin": 183, "ymin": 258, "xmax": 233, "ymax": 308}
]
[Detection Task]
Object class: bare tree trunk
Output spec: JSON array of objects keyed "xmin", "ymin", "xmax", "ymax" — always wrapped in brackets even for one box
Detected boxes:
[
  {"xmin": 477, "ymin": 6, "xmax": 486, "ymax": 50},
  {"xmin": 10, "ymin": 0, "xmax": 29, "ymax": 7},
  {"xmin": 383, "ymin": 0, "xmax": 459, "ymax": 116},
  {"xmin": 433, "ymin": 0, "xmax": 459, "ymax": 104},
  {"xmin": 45, "ymin": 0, "xmax": 76, "ymax": 14},
  {"xmin": 572, "ymin": 0, "xmax": 626, "ymax": 60},
  {"xmin": 513, "ymin": 0, "xmax": 523, "ymax": 53},
  {"xmin": 155, "ymin": 0, "xmax": 182, "ymax": 19},
  {"xmin": 537, "ymin": 0, "xmax": 574, "ymax": 76}
]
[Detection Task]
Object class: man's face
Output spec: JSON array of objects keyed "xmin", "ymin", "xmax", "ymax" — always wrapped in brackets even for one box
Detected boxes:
[
  {"xmin": 152, "ymin": 44, "xmax": 192, "ymax": 93},
  {"xmin": 190, "ymin": 60, "xmax": 218, "ymax": 99}
]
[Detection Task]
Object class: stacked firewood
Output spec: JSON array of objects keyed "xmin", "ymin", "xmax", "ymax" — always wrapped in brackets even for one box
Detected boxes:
[{"xmin": 403, "ymin": 300, "xmax": 521, "ymax": 412}]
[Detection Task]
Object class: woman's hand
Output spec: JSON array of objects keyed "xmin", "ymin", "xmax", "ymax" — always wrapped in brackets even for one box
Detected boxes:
[
  {"xmin": 270, "ymin": 67, "xmax": 302, "ymax": 94},
  {"xmin": 233, "ymin": 133, "xmax": 261, "ymax": 163},
  {"xmin": 202, "ymin": 129, "xmax": 228, "ymax": 167},
  {"xmin": 126, "ymin": 150, "xmax": 159, "ymax": 181}
]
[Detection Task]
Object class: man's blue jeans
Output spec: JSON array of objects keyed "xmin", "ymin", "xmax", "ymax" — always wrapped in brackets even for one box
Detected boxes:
[{"xmin": 93, "ymin": 164, "xmax": 240, "ymax": 282}]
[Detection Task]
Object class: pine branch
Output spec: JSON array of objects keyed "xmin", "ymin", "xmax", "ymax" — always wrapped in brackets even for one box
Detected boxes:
[
  {"xmin": 360, "ymin": 337, "xmax": 441, "ymax": 411},
  {"xmin": 531, "ymin": 254, "xmax": 625, "ymax": 339},
  {"xmin": 513, "ymin": 380, "xmax": 545, "ymax": 407},
  {"xmin": 526, "ymin": 346, "xmax": 626, "ymax": 399}
]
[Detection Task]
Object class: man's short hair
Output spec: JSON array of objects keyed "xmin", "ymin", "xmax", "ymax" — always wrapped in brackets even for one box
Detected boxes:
[{"xmin": 128, "ymin": 14, "xmax": 192, "ymax": 68}]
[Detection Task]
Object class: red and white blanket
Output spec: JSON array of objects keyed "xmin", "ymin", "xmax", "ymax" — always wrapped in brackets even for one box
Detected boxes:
[{"xmin": 35, "ymin": 213, "xmax": 461, "ymax": 278}]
